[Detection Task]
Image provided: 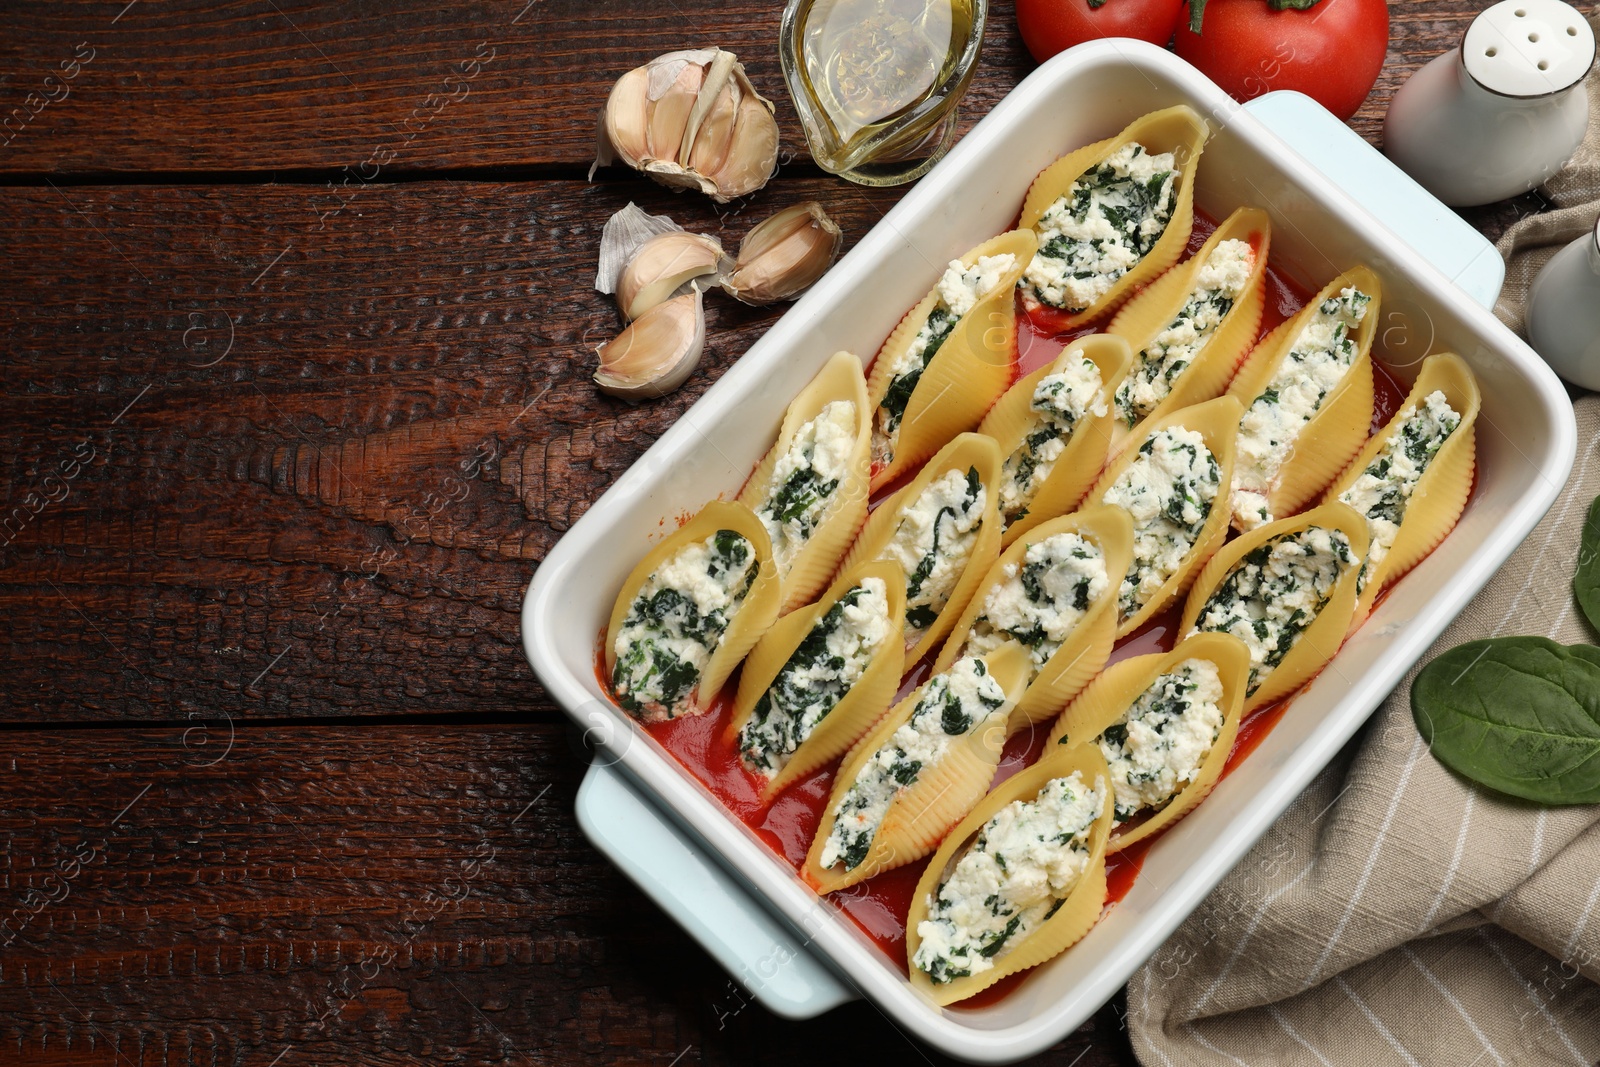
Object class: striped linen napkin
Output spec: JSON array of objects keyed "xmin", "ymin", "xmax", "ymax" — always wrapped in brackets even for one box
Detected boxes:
[{"xmin": 1129, "ymin": 49, "xmax": 1600, "ymax": 1067}]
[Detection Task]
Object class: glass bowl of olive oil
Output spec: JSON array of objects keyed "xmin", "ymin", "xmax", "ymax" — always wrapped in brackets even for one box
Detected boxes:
[{"xmin": 780, "ymin": 0, "xmax": 987, "ymax": 186}]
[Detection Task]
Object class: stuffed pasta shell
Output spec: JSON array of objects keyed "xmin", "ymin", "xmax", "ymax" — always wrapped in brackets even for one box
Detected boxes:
[
  {"xmin": 907, "ymin": 743, "xmax": 1114, "ymax": 1004},
  {"xmin": 1324, "ymin": 352, "xmax": 1479, "ymax": 629},
  {"xmin": 805, "ymin": 643, "xmax": 1032, "ymax": 893},
  {"xmin": 1046, "ymin": 632, "xmax": 1250, "ymax": 850},
  {"xmin": 1228, "ymin": 267, "xmax": 1382, "ymax": 530},
  {"xmin": 1084, "ymin": 396, "xmax": 1240, "ymax": 636},
  {"xmin": 739, "ymin": 350, "xmax": 871, "ymax": 613},
  {"xmin": 1108, "ymin": 207, "xmax": 1269, "ymax": 446},
  {"xmin": 936, "ymin": 505, "xmax": 1133, "ymax": 733},
  {"xmin": 607, "ymin": 501, "xmax": 781, "ymax": 721},
  {"xmin": 727, "ymin": 559, "xmax": 906, "ymax": 796},
  {"xmin": 1181, "ymin": 502, "xmax": 1368, "ymax": 713},
  {"xmin": 1016, "ymin": 105, "xmax": 1209, "ymax": 332},
  {"xmin": 838, "ymin": 433, "xmax": 1002, "ymax": 664},
  {"xmin": 866, "ymin": 230, "xmax": 1036, "ymax": 490},
  {"xmin": 979, "ymin": 334, "xmax": 1132, "ymax": 547}
]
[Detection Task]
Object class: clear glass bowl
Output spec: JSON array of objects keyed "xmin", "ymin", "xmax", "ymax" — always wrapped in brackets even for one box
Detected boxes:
[{"xmin": 779, "ymin": 0, "xmax": 988, "ymax": 187}]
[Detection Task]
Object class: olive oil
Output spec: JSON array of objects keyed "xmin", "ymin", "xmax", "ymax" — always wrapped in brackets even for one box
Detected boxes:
[{"xmin": 781, "ymin": 0, "xmax": 986, "ymax": 184}]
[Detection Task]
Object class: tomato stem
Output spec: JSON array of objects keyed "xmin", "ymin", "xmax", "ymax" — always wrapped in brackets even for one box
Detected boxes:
[{"xmin": 1187, "ymin": 0, "xmax": 1324, "ymax": 33}]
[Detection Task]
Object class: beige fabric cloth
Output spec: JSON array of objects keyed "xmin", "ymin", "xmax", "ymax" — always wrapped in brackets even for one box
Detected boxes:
[{"xmin": 1130, "ymin": 48, "xmax": 1600, "ymax": 1067}]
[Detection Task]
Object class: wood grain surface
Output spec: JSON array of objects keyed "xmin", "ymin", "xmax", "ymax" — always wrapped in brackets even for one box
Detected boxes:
[
  {"xmin": 0, "ymin": 175, "xmax": 913, "ymax": 725},
  {"xmin": 0, "ymin": 2, "xmax": 1529, "ymax": 1064}
]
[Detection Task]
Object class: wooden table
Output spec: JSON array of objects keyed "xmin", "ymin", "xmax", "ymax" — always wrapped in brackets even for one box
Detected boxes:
[{"xmin": 0, "ymin": 3, "xmax": 1536, "ymax": 1063}]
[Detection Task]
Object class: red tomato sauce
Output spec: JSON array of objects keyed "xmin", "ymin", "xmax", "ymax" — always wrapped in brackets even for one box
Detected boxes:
[{"xmin": 607, "ymin": 208, "xmax": 1452, "ymax": 997}]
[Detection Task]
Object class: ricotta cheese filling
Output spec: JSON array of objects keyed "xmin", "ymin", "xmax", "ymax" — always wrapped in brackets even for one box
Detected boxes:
[
  {"xmin": 737, "ymin": 577, "xmax": 892, "ymax": 779},
  {"xmin": 1232, "ymin": 287, "xmax": 1373, "ymax": 529},
  {"xmin": 819, "ymin": 656, "xmax": 1008, "ymax": 873},
  {"xmin": 962, "ymin": 531, "xmax": 1109, "ymax": 672},
  {"xmin": 756, "ymin": 399, "xmax": 858, "ymax": 577},
  {"xmin": 1338, "ymin": 390, "xmax": 1461, "ymax": 590},
  {"xmin": 1190, "ymin": 526, "xmax": 1355, "ymax": 694},
  {"xmin": 913, "ymin": 771, "xmax": 1106, "ymax": 984},
  {"xmin": 874, "ymin": 254, "xmax": 1018, "ymax": 467},
  {"xmin": 998, "ymin": 356, "xmax": 1107, "ymax": 529},
  {"xmin": 880, "ymin": 466, "xmax": 987, "ymax": 644},
  {"xmin": 1021, "ymin": 142, "xmax": 1177, "ymax": 312},
  {"xmin": 1114, "ymin": 238, "xmax": 1255, "ymax": 427},
  {"xmin": 612, "ymin": 529, "xmax": 759, "ymax": 720},
  {"xmin": 1100, "ymin": 426, "xmax": 1221, "ymax": 620},
  {"xmin": 1090, "ymin": 658, "xmax": 1224, "ymax": 823}
]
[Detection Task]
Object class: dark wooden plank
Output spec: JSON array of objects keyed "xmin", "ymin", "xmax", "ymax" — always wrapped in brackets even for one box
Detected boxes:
[
  {"xmin": 0, "ymin": 0, "xmax": 1482, "ymax": 174},
  {"xmin": 0, "ymin": 175, "xmax": 916, "ymax": 725},
  {"xmin": 0, "ymin": 721, "xmax": 1137, "ymax": 1066}
]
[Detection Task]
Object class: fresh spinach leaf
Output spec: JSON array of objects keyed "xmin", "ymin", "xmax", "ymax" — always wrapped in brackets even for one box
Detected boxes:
[
  {"xmin": 1412, "ymin": 636, "xmax": 1600, "ymax": 805},
  {"xmin": 1573, "ymin": 493, "xmax": 1600, "ymax": 634}
]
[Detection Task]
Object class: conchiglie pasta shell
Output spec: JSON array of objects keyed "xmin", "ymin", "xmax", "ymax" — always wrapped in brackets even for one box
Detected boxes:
[
  {"xmin": 978, "ymin": 334, "xmax": 1134, "ymax": 548},
  {"xmin": 1107, "ymin": 207, "xmax": 1270, "ymax": 451},
  {"xmin": 1045, "ymin": 632, "xmax": 1251, "ymax": 850},
  {"xmin": 1325, "ymin": 352, "xmax": 1479, "ymax": 630},
  {"xmin": 1227, "ymin": 317, "xmax": 1293, "ymax": 404},
  {"xmin": 906, "ymin": 743, "xmax": 1113, "ymax": 1005},
  {"xmin": 934, "ymin": 506, "xmax": 1135, "ymax": 734},
  {"xmin": 866, "ymin": 230, "xmax": 1037, "ymax": 490},
  {"xmin": 1180, "ymin": 502, "xmax": 1369, "ymax": 714},
  {"xmin": 725, "ymin": 558, "xmax": 907, "ymax": 797},
  {"xmin": 739, "ymin": 350, "xmax": 871, "ymax": 613},
  {"xmin": 1017, "ymin": 105, "xmax": 1209, "ymax": 332},
  {"xmin": 605, "ymin": 500, "xmax": 782, "ymax": 718},
  {"xmin": 1043, "ymin": 654, "xmax": 1155, "ymax": 749},
  {"xmin": 838, "ymin": 433, "xmax": 1003, "ymax": 664},
  {"xmin": 1084, "ymin": 395, "xmax": 1242, "ymax": 636},
  {"xmin": 1227, "ymin": 266, "xmax": 1382, "ymax": 528},
  {"xmin": 803, "ymin": 642, "xmax": 1032, "ymax": 893}
]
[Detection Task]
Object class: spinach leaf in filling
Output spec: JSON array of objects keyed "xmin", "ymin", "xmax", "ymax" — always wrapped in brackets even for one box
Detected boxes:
[{"xmin": 880, "ymin": 306, "xmax": 958, "ymax": 433}]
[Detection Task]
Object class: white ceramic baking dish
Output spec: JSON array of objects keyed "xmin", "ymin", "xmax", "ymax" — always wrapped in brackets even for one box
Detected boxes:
[{"xmin": 524, "ymin": 42, "xmax": 1575, "ymax": 1064}]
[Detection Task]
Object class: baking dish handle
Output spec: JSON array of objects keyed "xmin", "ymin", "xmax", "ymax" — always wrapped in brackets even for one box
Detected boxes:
[
  {"xmin": 576, "ymin": 759, "xmax": 858, "ymax": 1019},
  {"xmin": 1243, "ymin": 90, "xmax": 1504, "ymax": 310}
]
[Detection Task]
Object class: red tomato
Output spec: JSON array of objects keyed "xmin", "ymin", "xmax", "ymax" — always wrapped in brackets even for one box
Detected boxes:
[
  {"xmin": 1015, "ymin": 0, "xmax": 1186, "ymax": 62},
  {"xmin": 1175, "ymin": 0, "xmax": 1390, "ymax": 121}
]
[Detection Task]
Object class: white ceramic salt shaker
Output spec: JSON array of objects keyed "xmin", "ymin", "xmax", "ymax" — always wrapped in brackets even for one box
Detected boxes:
[
  {"xmin": 1527, "ymin": 216, "xmax": 1600, "ymax": 388},
  {"xmin": 1384, "ymin": 0, "xmax": 1594, "ymax": 207}
]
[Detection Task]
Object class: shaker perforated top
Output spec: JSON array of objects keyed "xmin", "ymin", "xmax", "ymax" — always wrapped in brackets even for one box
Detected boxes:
[{"xmin": 1462, "ymin": 0, "xmax": 1596, "ymax": 97}]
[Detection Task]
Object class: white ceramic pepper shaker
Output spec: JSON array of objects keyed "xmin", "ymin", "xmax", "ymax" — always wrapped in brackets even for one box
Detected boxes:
[
  {"xmin": 1384, "ymin": 0, "xmax": 1594, "ymax": 207},
  {"xmin": 1527, "ymin": 216, "xmax": 1600, "ymax": 388}
]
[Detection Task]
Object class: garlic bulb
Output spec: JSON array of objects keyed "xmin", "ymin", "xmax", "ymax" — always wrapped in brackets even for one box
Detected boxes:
[
  {"xmin": 617, "ymin": 231, "xmax": 727, "ymax": 321},
  {"xmin": 722, "ymin": 202, "xmax": 844, "ymax": 305},
  {"xmin": 595, "ymin": 48, "xmax": 779, "ymax": 203},
  {"xmin": 594, "ymin": 290, "xmax": 706, "ymax": 399}
]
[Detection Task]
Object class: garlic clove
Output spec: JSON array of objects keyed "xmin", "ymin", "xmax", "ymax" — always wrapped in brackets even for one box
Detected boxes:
[
  {"xmin": 647, "ymin": 61, "xmax": 703, "ymax": 162},
  {"xmin": 722, "ymin": 202, "xmax": 844, "ymax": 305},
  {"xmin": 709, "ymin": 89, "xmax": 779, "ymax": 200},
  {"xmin": 595, "ymin": 48, "xmax": 779, "ymax": 203},
  {"xmin": 687, "ymin": 75, "xmax": 740, "ymax": 180},
  {"xmin": 678, "ymin": 49, "xmax": 738, "ymax": 165},
  {"xmin": 601, "ymin": 65, "xmax": 652, "ymax": 170},
  {"xmin": 594, "ymin": 202, "xmax": 685, "ymax": 296},
  {"xmin": 594, "ymin": 290, "xmax": 706, "ymax": 399},
  {"xmin": 617, "ymin": 231, "xmax": 727, "ymax": 321}
]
